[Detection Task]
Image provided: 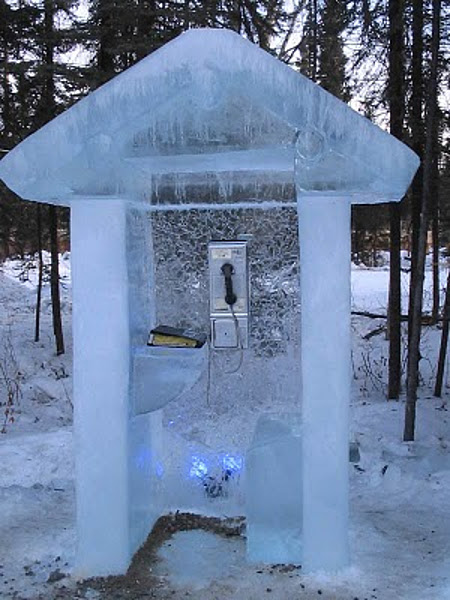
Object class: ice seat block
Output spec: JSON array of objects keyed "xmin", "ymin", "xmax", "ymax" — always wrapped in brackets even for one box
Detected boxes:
[{"xmin": 246, "ymin": 414, "xmax": 302, "ymax": 564}]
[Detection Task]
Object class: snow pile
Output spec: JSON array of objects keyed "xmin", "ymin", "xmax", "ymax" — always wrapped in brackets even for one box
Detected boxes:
[{"xmin": 0, "ymin": 251, "xmax": 71, "ymax": 290}]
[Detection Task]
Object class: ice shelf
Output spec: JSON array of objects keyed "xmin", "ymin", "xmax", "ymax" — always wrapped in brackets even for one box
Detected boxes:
[{"xmin": 132, "ymin": 345, "xmax": 207, "ymax": 415}]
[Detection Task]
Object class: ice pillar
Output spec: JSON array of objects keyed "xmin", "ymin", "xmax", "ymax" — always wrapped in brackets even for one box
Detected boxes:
[
  {"xmin": 297, "ymin": 194, "xmax": 350, "ymax": 571},
  {"xmin": 71, "ymin": 198, "xmax": 131, "ymax": 576}
]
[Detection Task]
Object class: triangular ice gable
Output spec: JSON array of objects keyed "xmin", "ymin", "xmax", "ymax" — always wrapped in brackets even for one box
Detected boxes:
[{"xmin": 0, "ymin": 28, "xmax": 419, "ymax": 206}]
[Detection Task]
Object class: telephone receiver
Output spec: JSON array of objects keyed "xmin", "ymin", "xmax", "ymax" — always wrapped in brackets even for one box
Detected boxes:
[
  {"xmin": 208, "ymin": 241, "xmax": 249, "ymax": 349},
  {"xmin": 221, "ymin": 263, "xmax": 237, "ymax": 306}
]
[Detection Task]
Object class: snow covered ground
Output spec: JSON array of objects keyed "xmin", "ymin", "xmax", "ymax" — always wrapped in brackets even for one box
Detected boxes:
[{"xmin": 1, "ymin": 253, "xmax": 450, "ymax": 599}]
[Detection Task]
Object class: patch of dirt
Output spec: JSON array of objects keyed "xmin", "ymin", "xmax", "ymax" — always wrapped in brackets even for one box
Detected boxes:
[{"xmin": 60, "ymin": 513, "xmax": 245, "ymax": 600}]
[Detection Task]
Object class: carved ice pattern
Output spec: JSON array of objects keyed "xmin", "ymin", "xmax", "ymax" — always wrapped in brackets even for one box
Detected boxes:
[
  {"xmin": 150, "ymin": 207, "xmax": 302, "ymax": 451},
  {"xmin": 151, "ymin": 207, "xmax": 300, "ymax": 357}
]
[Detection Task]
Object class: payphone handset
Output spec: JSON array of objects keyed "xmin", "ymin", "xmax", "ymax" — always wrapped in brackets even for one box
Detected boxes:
[
  {"xmin": 208, "ymin": 241, "xmax": 249, "ymax": 349},
  {"xmin": 221, "ymin": 263, "xmax": 238, "ymax": 307}
]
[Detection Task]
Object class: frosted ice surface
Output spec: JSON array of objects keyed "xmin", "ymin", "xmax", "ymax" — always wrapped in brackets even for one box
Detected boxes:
[
  {"xmin": 0, "ymin": 29, "xmax": 418, "ymax": 207},
  {"xmin": 132, "ymin": 345, "xmax": 207, "ymax": 415},
  {"xmin": 246, "ymin": 414, "xmax": 302, "ymax": 564},
  {"xmin": 155, "ymin": 530, "xmax": 245, "ymax": 589}
]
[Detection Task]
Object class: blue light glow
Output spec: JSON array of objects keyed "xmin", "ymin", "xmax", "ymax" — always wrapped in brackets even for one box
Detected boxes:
[
  {"xmin": 222, "ymin": 453, "xmax": 243, "ymax": 473},
  {"xmin": 135, "ymin": 447, "xmax": 152, "ymax": 472},
  {"xmin": 189, "ymin": 456, "xmax": 208, "ymax": 479}
]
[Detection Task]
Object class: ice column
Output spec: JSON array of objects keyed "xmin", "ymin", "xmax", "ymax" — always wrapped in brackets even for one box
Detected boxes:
[
  {"xmin": 71, "ymin": 198, "xmax": 131, "ymax": 576},
  {"xmin": 297, "ymin": 194, "xmax": 350, "ymax": 571}
]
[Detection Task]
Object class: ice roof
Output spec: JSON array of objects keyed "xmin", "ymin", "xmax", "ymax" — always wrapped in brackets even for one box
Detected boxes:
[{"xmin": 0, "ymin": 28, "xmax": 419, "ymax": 207}]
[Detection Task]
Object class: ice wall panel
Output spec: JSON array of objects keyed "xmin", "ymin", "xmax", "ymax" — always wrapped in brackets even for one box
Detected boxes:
[
  {"xmin": 126, "ymin": 207, "xmax": 154, "ymax": 346},
  {"xmin": 126, "ymin": 206, "xmax": 162, "ymax": 556},
  {"xmin": 150, "ymin": 207, "xmax": 302, "ymax": 510},
  {"xmin": 151, "ymin": 207, "xmax": 300, "ymax": 359},
  {"xmin": 128, "ymin": 412, "xmax": 163, "ymax": 554}
]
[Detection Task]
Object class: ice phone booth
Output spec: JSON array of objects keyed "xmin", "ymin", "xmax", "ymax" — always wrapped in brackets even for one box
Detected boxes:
[{"xmin": 0, "ymin": 29, "xmax": 419, "ymax": 576}]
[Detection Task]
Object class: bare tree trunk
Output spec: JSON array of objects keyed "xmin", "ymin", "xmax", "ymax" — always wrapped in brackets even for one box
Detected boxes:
[
  {"xmin": 431, "ymin": 103, "xmax": 440, "ymax": 324},
  {"xmin": 353, "ymin": 222, "xmax": 362, "ymax": 264},
  {"xmin": 278, "ymin": 2, "xmax": 302, "ymax": 61},
  {"xmin": 183, "ymin": 0, "xmax": 190, "ymax": 29},
  {"xmin": 389, "ymin": 203, "xmax": 401, "ymax": 398},
  {"xmin": 404, "ymin": 0, "xmax": 441, "ymax": 441},
  {"xmin": 435, "ymin": 270, "xmax": 450, "ymax": 397},
  {"xmin": 34, "ymin": 204, "xmax": 43, "ymax": 343},
  {"xmin": 49, "ymin": 205, "xmax": 64, "ymax": 355},
  {"xmin": 408, "ymin": 0, "xmax": 424, "ymax": 342},
  {"xmin": 432, "ymin": 201, "xmax": 440, "ymax": 323},
  {"xmin": 387, "ymin": 0, "xmax": 404, "ymax": 399},
  {"xmin": 311, "ymin": 0, "xmax": 318, "ymax": 81}
]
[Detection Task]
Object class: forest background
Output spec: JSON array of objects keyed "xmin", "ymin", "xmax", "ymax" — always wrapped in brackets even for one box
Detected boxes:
[{"xmin": 0, "ymin": 0, "xmax": 449, "ymax": 440}]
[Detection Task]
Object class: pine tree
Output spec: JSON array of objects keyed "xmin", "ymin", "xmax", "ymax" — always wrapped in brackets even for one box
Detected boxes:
[
  {"xmin": 31, "ymin": 0, "xmax": 85, "ymax": 355},
  {"xmin": 295, "ymin": 0, "xmax": 319, "ymax": 80},
  {"xmin": 219, "ymin": 0, "xmax": 286, "ymax": 50},
  {"xmin": 2, "ymin": 0, "xmax": 86, "ymax": 351},
  {"xmin": 387, "ymin": 0, "xmax": 405, "ymax": 400},
  {"xmin": 407, "ymin": 0, "xmax": 425, "ymax": 342},
  {"xmin": 87, "ymin": 0, "xmax": 288, "ymax": 89},
  {"xmin": 89, "ymin": 0, "xmax": 181, "ymax": 87},
  {"xmin": 0, "ymin": 0, "xmax": 41, "ymax": 258},
  {"xmin": 318, "ymin": 0, "xmax": 350, "ymax": 100},
  {"xmin": 404, "ymin": 0, "xmax": 442, "ymax": 441}
]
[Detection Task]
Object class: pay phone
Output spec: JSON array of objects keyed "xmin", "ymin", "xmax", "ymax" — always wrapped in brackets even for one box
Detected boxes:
[{"xmin": 208, "ymin": 241, "xmax": 249, "ymax": 349}]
